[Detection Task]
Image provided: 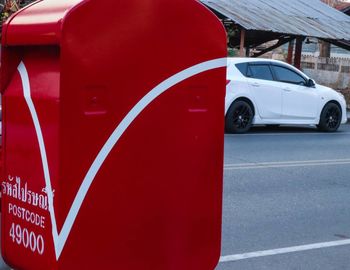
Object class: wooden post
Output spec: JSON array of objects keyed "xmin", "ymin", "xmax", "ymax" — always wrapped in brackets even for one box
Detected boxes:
[
  {"xmin": 287, "ymin": 39, "xmax": 295, "ymax": 64},
  {"xmin": 319, "ymin": 40, "xmax": 331, "ymax": 58},
  {"xmin": 240, "ymin": 29, "xmax": 246, "ymax": 57},
  {"xmin": 294, "ymin": 37, "xmax": 303, "ymax": 69},
  {"xmin": 246, "ymin": 46, "xmax": 250, "ymax": 57}
]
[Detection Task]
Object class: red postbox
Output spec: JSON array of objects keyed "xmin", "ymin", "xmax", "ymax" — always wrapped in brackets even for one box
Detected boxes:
[{"xmin": 0, "ymin": 0, "xmax": 226, "ymax": 269}]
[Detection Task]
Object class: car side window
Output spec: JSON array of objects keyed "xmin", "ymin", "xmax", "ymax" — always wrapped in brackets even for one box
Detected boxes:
[
  {"xmin": 247, "ymin": 64, "xmax": 274, "ymax": 81},
  {"xmin": 272, "ymin": 65, "xmax": 306, "ymax": 86},
  {"xmin": 235, "ymin": 63, "xmax": 248, "ymax": 76}
]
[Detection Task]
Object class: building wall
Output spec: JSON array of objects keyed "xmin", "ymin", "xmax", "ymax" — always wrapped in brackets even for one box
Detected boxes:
[
  {"xmin": 301, "ymin": 56, "xmax": 350, "ymax": 89},
  {"xmin": 301, "ymin": 56, "xmax": 350, "ymax": 107}
]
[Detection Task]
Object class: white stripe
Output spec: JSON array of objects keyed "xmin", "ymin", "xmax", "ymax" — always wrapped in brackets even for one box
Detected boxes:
[
  {"xmin": 224, "ymin": 159, "xmax": 350, "ymax": 170},
  {"xmin": 225, "ymin": 158, "xmax": 350, "ymax": 167},
  {"xmin": 18, "ymin": 58, "xmax": 227, "ymax": 259},
  {"xmin": 220, "ymin": 239, "xmax": 350, "ymax": 262},
  {"xmin": 18, "ymin": 63, "xmax": 60, "ymax": 257},
  {"xmin": 224, "ymin": 161, "xmax": 350, "ymax": 170}
]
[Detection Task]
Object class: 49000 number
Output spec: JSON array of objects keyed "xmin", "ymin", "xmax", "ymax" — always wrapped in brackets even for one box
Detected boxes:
[{"xmin": 9, "ymin": 223, "xmax": 44, "ymax": 255}]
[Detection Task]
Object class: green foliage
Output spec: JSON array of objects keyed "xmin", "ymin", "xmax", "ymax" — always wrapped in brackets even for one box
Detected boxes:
[
  {"xmin": 1, "ymin": 0, "xmax": 20, "ymax": 24},
  {"xmin": 227, "ymin": 48, "xmax": 236, "ymax": 57}
]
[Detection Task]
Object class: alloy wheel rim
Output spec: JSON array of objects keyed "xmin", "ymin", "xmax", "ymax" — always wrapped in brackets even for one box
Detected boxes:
[
  {"xmin": 233, "ymin": 105, "xmax": 251, "ymax": 129},
  {"xmin": 325, "ymin": 107, "xmax": 340, "ymax": 129}
]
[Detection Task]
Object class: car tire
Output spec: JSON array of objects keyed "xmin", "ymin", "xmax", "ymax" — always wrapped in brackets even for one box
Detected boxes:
[
  {"xmin": 318, "ymin": 102, "xmax": 342, "ymax": 132},
  {"xmin": 226, "ymin": 100, "xmax": 254, "ymax": 134}
]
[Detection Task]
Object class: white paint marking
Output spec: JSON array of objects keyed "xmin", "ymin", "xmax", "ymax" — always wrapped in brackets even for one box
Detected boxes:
[
  {"xmin": 225, "ymin": 158, "xmax": 350, "ymax": 167},
  {"xmin": 18, "ymin": 62, "xmax": 60, "ymax": 258},
  {"xmin": 224, "ymin": 158, "xmax": 350, "ymax": 170},
  {"xmin": 18, "ymin": 58, "xmax": 227, "ymax": 260},
  {"xmin": 220, "ymin": 239, "xmax": 350, "ymax": 262}
]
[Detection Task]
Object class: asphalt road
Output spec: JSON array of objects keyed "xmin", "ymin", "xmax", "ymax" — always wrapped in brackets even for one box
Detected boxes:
[
  {"xmin": 216, "ymin": 123, "xmax": 350, "ymax": 270},
  {"xmin": 1, "ymin": 122, "xmax": 349, "ymax": 269}
]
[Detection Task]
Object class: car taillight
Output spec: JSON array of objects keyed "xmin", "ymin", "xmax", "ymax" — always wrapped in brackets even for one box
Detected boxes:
[{"xmin": 226, "ymin": 80, "xmax": 231, "ymax": 85}]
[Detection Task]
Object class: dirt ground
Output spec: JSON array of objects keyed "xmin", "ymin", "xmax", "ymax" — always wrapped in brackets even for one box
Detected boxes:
[{"xmin": 338, "ymin": 89, "xmax": 350, "ymax": 109}]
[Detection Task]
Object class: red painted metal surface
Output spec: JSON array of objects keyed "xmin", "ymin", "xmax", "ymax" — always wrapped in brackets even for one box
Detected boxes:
[
  {"xmin": 2, "ymin": 0, "xmax": 83, "ymax": 46},
  {"xmin": 1, "ymin": 1, "xmax": 227, "ymax": 269}
]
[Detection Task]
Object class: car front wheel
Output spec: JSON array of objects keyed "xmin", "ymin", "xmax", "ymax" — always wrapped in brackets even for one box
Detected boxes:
[
  {"xmin": 318, "ymin": 102, "xmax": 342, "ymax": 132},
  {"xmin": 225, "ymin": 100, "xmax": 253, "ymax": 133}
]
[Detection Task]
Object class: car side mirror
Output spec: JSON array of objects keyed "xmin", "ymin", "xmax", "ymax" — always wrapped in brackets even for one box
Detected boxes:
[{"xmin": 307, "ymin": 79, "xmax": 316, "ymax": 88}]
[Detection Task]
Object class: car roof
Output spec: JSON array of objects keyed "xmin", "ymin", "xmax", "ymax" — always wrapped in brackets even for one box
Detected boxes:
[
  {"xmin": 228, "ymin": 57, "xmax": 286, "ymax": 65},
  {"xmin": 227, "ymin": 57, "xmax": 310, "ymax": 79}
]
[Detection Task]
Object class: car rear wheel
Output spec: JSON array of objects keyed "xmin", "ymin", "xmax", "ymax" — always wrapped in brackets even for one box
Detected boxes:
[
  {"xmin": 318, "ymin": 103, "xmax": 342, "ymax": 132},
  {"xmin": 226, "ymin": 100, "xmax": 253, "ymax": 133}
]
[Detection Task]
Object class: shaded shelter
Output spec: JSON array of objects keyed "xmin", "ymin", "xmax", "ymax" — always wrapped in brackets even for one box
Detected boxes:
[
  {"xmin": 201, "ymin": 0, "xmax": 350, "ymax": 67},
  {"xmin": 335, "ymin": 2, "xmax": 350, "ymax": 49},
  {"xmin": 336, "ymin": 2, "xmax": 350, "ymax": 15}
]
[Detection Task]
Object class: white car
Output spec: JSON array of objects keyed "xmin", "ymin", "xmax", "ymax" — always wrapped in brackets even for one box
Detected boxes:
[{"xmin": 225, "ymin": 58, "xmax": 347, "ymax": 133}]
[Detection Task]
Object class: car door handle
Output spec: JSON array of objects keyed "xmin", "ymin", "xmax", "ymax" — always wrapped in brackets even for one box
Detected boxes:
[
  {"xmin": 283, "ymin": 88, "xmax": 292, "ymax": 92},
  {"xmin": 250, "ymin": 83, "xmax": 260, "ymax": 87}
]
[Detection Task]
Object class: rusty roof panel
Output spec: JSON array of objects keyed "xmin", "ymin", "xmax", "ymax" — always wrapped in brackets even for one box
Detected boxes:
[{"xmin": 201, "ymin": 0, "xmax": 350, "ymax": 40}]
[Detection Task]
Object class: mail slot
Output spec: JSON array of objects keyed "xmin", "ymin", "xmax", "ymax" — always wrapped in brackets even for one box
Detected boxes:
[{"xmin": 0, "ymin": 0, "xmax": 226, "ymax": 269}]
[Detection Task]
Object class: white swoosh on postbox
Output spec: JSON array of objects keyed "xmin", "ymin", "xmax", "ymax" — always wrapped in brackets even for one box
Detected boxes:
[{"xmin": 17, "ymin": 57, "xmax": 227, "ymax": 260}]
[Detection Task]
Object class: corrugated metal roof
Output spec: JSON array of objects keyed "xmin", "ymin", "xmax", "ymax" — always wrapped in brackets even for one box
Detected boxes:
[{"xmin": 201, "ymin": 0, "xmax": 350, "ymax": 41}]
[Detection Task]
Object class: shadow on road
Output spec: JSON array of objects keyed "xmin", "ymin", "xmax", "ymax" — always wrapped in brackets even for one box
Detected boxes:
[{"xmin": 232, "ymin": 123, "xmax": 350, "ymax": 134}]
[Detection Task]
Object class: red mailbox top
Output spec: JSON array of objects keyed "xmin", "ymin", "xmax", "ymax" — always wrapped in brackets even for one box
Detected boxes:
[{"xmin": 2, "ymin": 0, "xmax": 82, "ymax": 45}]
